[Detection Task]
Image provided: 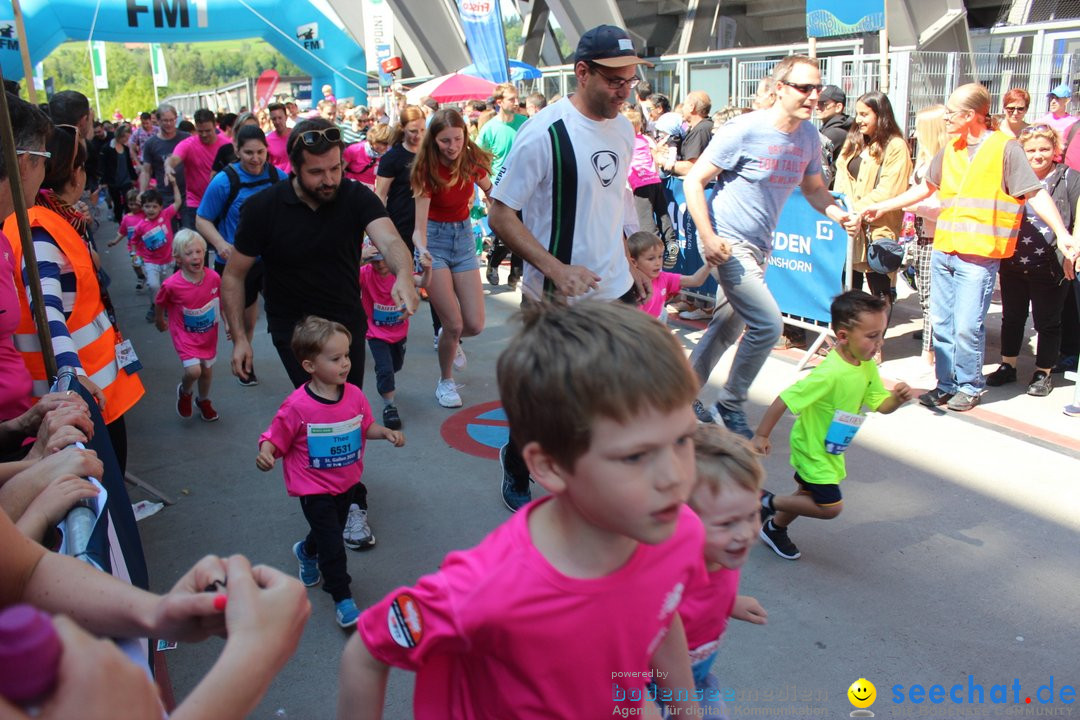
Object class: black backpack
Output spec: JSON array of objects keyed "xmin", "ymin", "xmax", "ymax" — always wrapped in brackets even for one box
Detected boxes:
[{"xmin": 213, "ymin": 163, "xmax": 282, "ymax": 227}]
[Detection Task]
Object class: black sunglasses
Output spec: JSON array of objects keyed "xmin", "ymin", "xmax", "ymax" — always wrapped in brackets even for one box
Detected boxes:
[{"xmin": 779, "ymin": 80, "xmax": 824, "ymax": 95}]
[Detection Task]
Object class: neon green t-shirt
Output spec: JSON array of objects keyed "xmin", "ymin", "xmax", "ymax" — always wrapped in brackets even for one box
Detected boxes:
[
  {"xmin": 477, "ymin": 113, "xmax": 527, "ymax": 179},
  {"xmin": 779, "ymin": 350, "xmax": 892, "ymax": 484}
]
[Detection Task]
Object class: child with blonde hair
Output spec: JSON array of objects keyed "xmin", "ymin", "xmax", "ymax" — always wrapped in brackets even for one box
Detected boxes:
[
  {"xmin": 677, "ymin": 425, "xmax": 768, "ymax": 713},
  {"xmin": 154, "ymin": 229, "xmax": 221, "ymax": 421},
  {"xmin": 627, "ymin": 231, "xmax": 713, "ymax": 321}
]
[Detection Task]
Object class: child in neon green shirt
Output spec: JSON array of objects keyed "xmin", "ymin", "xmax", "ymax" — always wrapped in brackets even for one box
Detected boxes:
[{"xmin": 751, "ymin": 290, "xmax": 913, "ymax": 560}]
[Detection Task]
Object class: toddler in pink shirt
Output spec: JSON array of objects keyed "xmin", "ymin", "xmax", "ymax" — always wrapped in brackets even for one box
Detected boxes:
[
  {"xmin": 628, "ymin": 231, "xmax": 714, "ymax": 322},
  {"xmin": 154, "ymin": 230, "xmax": 221, "ymax": 422},
  {"xmin": 340, "ymin": 301, "xmax": 709, "ymax": 719},
  {"xmin": 107, "ymin": 188, "xmax": 147, "ymax": 292},
  {"xmin": 257, "ymin": 316, "xmax": 404, "ymax": 629}
]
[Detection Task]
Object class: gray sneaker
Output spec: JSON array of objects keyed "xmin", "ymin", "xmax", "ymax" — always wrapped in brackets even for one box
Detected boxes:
[
  {"xmin": 343, "ymin": 504, "xmax": 375, "ymax": 550},
  {"xmin": 692, "ymin": 399, "xmax": 715, "ymax": 423}
]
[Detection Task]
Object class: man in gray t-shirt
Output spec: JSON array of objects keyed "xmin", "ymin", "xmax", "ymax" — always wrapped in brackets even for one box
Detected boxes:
[
  {"xmin": 683, "ymin": 56, "xmax": 851, "ymax": 438},
  {"xmin": 139, "ymin": 103, "xmax": 188, "ymax": 206}
]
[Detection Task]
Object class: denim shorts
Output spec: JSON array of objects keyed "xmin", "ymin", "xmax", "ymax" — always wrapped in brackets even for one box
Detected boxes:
[{"xmin": 425, "ymin": 219, "xmax": 478, "ymax": 273}]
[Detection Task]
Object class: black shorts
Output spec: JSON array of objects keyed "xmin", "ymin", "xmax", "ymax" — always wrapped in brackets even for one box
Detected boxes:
[
  {"xmin": 215, "ymin": 259, "xmax": 264, "ymax": 308},
  {"xmin": 794, "ymin": 472, "xmax": 842, "ymax": 506}
]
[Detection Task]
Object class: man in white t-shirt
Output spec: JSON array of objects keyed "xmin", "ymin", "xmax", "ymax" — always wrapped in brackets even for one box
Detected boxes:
[{"xmin": 489, "ymin": 24, "xmax": 651, "ymax": 510}]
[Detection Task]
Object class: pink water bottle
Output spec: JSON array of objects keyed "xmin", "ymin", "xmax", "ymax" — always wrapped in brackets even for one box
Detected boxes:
[
  {"xmin": 0, "ymin": 604, "xmax": 62, "ymax": 709},
  {"xmin": 900, "ymin": 211, "xmax": 917, "ymax": 244}
]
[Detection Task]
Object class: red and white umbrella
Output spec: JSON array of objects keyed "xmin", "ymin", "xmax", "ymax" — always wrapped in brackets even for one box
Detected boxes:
[{"xmin": 405, "ymin": 73, "xmax": 497, "ymax": 104}]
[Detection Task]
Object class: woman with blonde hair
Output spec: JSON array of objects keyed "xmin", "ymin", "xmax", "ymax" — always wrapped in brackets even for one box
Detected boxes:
[
  {"xmin": 836, "ymin": 91, "xmax": 912, "ymax": 313},
  {"xmin": 904, "ymin": 104, "xmax": 947, "ymax": 364},
  {"xmin": 864, "ymin": 83, "xmax": 1078, "ymax": 412}
]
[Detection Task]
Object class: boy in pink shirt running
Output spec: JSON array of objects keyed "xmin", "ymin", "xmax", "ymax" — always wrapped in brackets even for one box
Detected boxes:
[
  {"xmin": 339, "ymin": 301, "xmax": 708, "ymax": 719},
  {"xmin": 257, "ymin": 316, "xmax": 404, "ymax": 629},
  {"xmin": 359, "ymin": 243, "xmax": 431, "ymax": 430},
  {"xmin": 132, "ymin": 187, "xmax": 181, "ymax": 322},
  {"xmin": 155, "ymin": 230, "xmax": 221, "ymax": 421}
]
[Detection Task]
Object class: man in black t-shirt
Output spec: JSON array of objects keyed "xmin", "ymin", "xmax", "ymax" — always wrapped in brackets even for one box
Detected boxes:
[
  {"xmin": 225, "ymin": 118, "xmax": 418, "ymax": 389},
  {"xmin": 662, "ymin": 90, "xmax": 713, "ymax": 177}
]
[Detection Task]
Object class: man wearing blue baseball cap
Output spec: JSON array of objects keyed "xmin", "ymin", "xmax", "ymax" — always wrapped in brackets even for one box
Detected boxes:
[
  {"xmin": 1038, "ymin": 83, "xmax": 1077, "ymax": 139},
  {"xmin": 488, "ymin": 24, "xmax": 654, "ymax": 510}
]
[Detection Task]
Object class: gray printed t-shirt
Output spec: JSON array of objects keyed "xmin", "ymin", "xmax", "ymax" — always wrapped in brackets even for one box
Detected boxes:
[{"xmin": 700, "ymin": 111, "xmax": 822, "ymax": 252}]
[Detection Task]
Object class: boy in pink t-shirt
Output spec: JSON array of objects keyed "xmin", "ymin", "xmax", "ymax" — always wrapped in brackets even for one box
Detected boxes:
[
  {"xmin": 628, "ymin": 231, "xmax": 714, "ymax": 322},
  {"xmin": 154, "ymin": 230, "xmax": 221, "ymax": 422},
  {"xmin": 359, "ymin": 244, "xmax": 431, "ymax": 430},
  {"xmin": 132, "ymin": 188, "xmax": 181, "ymax": 322},
  {"xmin": 340, "ymin": 302, "xmax": 708, "ymax": 719},
  {"xmin": 257, "ymin": 316, "xmax": 404, "ymax": 629},
  {"xmin": 107, "ymin": 188, "xmax": 147, "ymax": 293},
  {"xmin": 675, "ymin": 425, "xmax": 768, "ymax": 712}
]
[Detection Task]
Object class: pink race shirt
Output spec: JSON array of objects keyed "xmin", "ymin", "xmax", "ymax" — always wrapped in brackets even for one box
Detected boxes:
[
  {"xmin": 359, "ymin": 498, "xmax": 706, "ymax": 720},
  {"xmin": 266, "ymin": 130, "xmax": 292, "ymax": 174},
  {"xmin": 155, "ymin": 268, "xmax": 221, "ymax": 362},
  {"xmin": 679, "ymin": 566, "xmax": 740, "ymax": 662},
  {"xmin": 259, "ymin": 383, "xmax": 375, "ymax": 497},
  {"xmin": 343, "ymin": 142, "xmax": 381, "ymax": 188},
  {"xmin": 132, "ymin": 204, "xmax": 178, "ymax": 265},
  {"xmin": 119, "ymin": 210, "xmax": 144, "ymax": 252},
  {"xmin": 0, "ymin": 232, "xmax": 32, "ymax": 420},
  {"xmin": 640, "ymin": 271, "xmax": 682, "ymax": 319},
  {"xmin": 173, "ymin": 133, "xmax": 231, "ymax": 206},
  {"xmin": 359, "ymin": 264, "xmax": 408, "ymax": 343}
]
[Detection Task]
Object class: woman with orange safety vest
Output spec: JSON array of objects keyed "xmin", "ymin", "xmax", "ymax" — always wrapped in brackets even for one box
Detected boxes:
[
  {"xmin": 863, "ymin": 83, "xmax": 1079, "ymax": 413},
  {"xmin": 4, "ymin": 123, "xmax": 144, "ymax": 472}
]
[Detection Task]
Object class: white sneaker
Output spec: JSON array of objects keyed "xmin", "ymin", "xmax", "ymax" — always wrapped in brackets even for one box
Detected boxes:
[
  {"xmin": 433, "ymin": 331, "xmax": 440, "ymax": 350},
  {"xmin": 343, "ymin": 504, "xmax": 375, "ymax": 550},
  {"xmin": 678, "ymin": 308, "xmax": 712, "ymax": 321},
  {"xmin": 453, "ymin": 343, "xmax": 467, "ymax": 371},
  {"xmin": 435, "ymin": 379, "xmax": 462, "ymax": 408}
]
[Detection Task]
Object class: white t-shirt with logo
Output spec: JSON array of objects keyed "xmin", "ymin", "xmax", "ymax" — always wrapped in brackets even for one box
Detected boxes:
[{"xmin": 492, "ymin": 97, "xmax": 637, "ymax": 302}]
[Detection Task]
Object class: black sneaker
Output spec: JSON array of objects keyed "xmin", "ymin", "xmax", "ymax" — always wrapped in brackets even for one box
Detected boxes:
[
  {"xmin": 382, "ymin": 404, "xmax": 402, "ymax": 430},
  {"xmin": 1052, "ymin": 354, "xmax": 1078, "ymax": 374},
  {"xmin": 1027, "ymin": 371, "xmax": 1052, "ymax": 397},
  {"xmin": 760, "ymin": 490, "xmax": 776, "ymax": 525},
  {"xmin": 918, "ymin": 388, "xmax": 953, "ymax": 407},
  {"xmin": 985, "ymin": 363, "xmax": 1016, "ymax": 386},
  {"xmin": 946, "ymin": 391, "xmax": 980, "ymax": 412},
  {"xmin": 760, "ymin": 520, "xmax": 800, "ymax": 560},
  {"xmin": 692, "ymin": 399, "xmax": 714, "ymax": 423},
  {"xmin": 486, "ymin": 264, "xmax": 500, "ymax": 286},
  {"xmin": 500, "ymin": 443, "xmax": 532, "ymax": 512},
  {"xmin": 237, "ymin": 371, "xmax": 259, "ymax": 387}
]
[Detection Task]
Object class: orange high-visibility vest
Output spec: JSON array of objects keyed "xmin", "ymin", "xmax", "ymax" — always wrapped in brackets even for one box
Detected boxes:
[
  {"xmin": 5, "ymin": 206, "xmax": 144, "ymax": 423},
  {"xmin": 935, "ymin": 131, "xmax": 1024, "ymax": 259}
]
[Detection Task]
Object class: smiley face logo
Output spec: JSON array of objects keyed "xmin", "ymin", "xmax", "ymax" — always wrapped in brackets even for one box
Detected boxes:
[{"xmin": 848, "ymin": 678, "xmax": 876, "ymax": 709}]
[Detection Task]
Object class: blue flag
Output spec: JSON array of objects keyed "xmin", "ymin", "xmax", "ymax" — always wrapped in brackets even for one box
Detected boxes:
[{"xmin": 457, "ymin": 0, "xmax": 510, "ymax": 83}]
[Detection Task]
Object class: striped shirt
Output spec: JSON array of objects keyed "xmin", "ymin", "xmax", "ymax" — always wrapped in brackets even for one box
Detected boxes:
[{"xmin": 22, "ymin": 227, "xmax": 85, "ymax": 373}]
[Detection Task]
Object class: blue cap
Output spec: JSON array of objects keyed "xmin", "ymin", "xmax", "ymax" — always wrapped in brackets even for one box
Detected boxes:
[
  {"xmin": 574, "ymin": 25, "xmax": 653, "ymax": 68},
  {"xmin": 1048, "ymin": 84, "xmax": 1072, "ymax": 99}
]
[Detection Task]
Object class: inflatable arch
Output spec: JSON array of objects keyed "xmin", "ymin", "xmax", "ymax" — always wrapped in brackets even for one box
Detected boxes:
[{"xmin": 0, "ymin": 0, "xmax": 368, "ymax": 103}]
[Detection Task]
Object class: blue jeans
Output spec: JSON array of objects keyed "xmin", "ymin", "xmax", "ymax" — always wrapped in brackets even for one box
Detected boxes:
[
  {"xmin": 929, "ymin": 250, "xmax": 999, "ymax": 396},
  {"xmin": 425, "ymin": 219, "xmax": 478, "ymax": 272},
  {"xmin": 693, "ymin": 243, "xmax": 783, "ymax": 409}
]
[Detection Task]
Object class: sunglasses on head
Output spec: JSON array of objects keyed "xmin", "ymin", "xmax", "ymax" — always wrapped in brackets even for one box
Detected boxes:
[
  {"xmin": 297, "ymin": 127, "xmax": 342, "ymax": 147},
  {"xmin": 1019, "ymin": 123, "xmax": 1053, "ymax": 135}
]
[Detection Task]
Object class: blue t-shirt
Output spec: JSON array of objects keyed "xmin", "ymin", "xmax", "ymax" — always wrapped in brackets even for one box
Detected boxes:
[
  {"xmin": 197, "ymin": 162, "xmax": 283, "ymax": 247},
  {"xmin": 699, "ymin": 111, "xmax": 822, "ymax": 252}
]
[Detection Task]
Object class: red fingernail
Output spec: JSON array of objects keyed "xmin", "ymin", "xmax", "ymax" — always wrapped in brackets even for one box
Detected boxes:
[{"xmin": 213, "ymin": 594, "xmax": 227, "ymax": 611}]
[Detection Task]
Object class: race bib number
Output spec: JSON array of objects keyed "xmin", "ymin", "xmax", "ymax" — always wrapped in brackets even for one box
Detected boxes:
[
  {"xmin": 372, "ymin": 302, "xmax": 403, "ymax": 327},
  {"xmin": 307, "ymin": 415, "xmax": 363, "ymax": 469},
  {"xmin": 142, "ymin": 225, "xmax": 168, "ymax": 251},
  {"xmin": 824, "ymin": 410, "xmax": 864, "ymax": 455},
  {"xmin": 182, "ymin": 299, "xmax": 218, "ymax": 334},
  {"xmin": 126, "ymin": 226, "xmax": 136, "ymax": 240},
  {"xmin": 115, "ymin": 338, "xmax": 142, "ymax": 374}
]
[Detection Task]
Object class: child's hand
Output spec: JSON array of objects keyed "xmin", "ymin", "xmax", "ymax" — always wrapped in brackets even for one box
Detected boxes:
[
  {"xmin": 751, "ymin": 434, "xmax": 771, "ymax": 456},
  {"xmin": 256, "ymin": 444, "xmax": 276, "ymax": 471},
  {"xmin": 18, "ymin": 475, "xmax": 100, "ymax": 539},
  {"xmin": 732, "ymin": 595, "xmax": 768, "ymax": 625},
  {"xmin": 107, "ymin": 236, "xmax": 122, "ymax": 247},
  {"xmin": 384, "ymin": 429, "xmax": 405, "ymax": 447},
  {"xmin": 154, "ymin": 316, "xmax": 167, "ymax": 332},
  {"xmin": 361, "ymin": 244, "xmax": 379, "ymax": 262},
  {"xmin": 418, "ymin": 251, "xmax": 433, "ymax": 271},
  {"xmin": 891, "ymin": 381, "xmax": 913, "ymax": 403}
]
